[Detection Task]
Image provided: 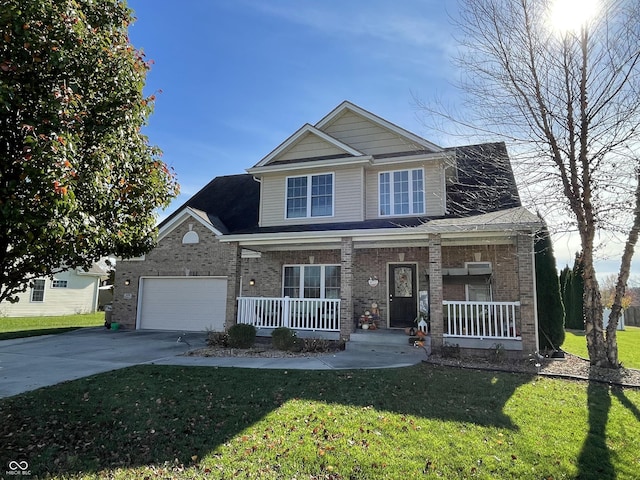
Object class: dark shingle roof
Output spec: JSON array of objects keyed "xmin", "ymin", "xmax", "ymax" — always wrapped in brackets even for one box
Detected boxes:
[
  {"xmin": 160, "ymin": 142, "xmax": 521, "ymax": 235},
  {"xmin": 445, "ymin": 142, "xmax": 521, "ymax": 216},
  {"xmin": 159, "ymin": 174, "xmax": 260, "ymax": 234}
]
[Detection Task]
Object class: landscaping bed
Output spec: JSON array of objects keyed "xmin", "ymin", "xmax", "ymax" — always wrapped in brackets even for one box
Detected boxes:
[
  {"xmin": 185, "ymin": 335, "xmax": 345, "ymax": 358},
  {"xmin": 426, "ymin": 352, "xmax": 640, "ymax": 388}
]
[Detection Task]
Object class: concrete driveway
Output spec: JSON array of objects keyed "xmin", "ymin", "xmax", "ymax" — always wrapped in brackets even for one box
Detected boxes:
[
  {"xmin": 0, "ymin": 328, "xmax": 204, "ymax": 399},
  {"xmin": 0, "ymin": 328, "xmax": 425, "ymax": 399}
]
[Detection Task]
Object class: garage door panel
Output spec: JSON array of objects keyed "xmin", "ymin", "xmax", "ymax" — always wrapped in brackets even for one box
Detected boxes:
[{"xmin": 139, "ymin": 277, "xmax": 226, "ymax": 331}]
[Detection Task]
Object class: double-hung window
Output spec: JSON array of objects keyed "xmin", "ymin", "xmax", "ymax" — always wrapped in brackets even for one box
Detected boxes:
[
  {"xmin": 379, "ymin": 168, "xmax": 425, "ymax": 216},
  {"xmin": 286, "ymin": 173, "xmax": 333, "ymax": 218},
  {"xmin": 283, "ymin": 265, "xmax": 341, "ymax": 299},
  {"xmin": 30, "ymin": 279, "xmax": 45, "ymax": 302}
]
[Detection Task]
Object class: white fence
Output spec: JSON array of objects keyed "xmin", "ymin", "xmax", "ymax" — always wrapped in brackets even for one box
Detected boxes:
[
  {"xmin": 237, "ymin": 297, "xmax": 341, "ymax": 332},
  {"xmin": 443, "ymin": 301, "xmax": 521, "ymax": 339}
]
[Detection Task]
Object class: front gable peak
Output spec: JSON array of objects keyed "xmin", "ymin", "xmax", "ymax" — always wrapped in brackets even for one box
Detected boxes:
[
  {"xmin": 316, "ymin": 101, "xmax": 444, "ymax": 155},
  {"xmin": 254, "ymin": 124, "xmax": 365, "ymax": 168}
]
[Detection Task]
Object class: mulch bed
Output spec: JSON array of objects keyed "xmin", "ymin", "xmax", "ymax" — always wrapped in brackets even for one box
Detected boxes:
[{"xmin": 424, "ymin": 352, "xmax": 640, "ymax": 388}]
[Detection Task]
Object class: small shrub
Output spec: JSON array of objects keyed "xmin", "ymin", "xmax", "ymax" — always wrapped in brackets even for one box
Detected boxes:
[
  {"xmin": 227, "ymin": 324, "xmax": 256, "ymax": 348},
  {"xmin": 301, "ymin": 338, "xmax": 328, "ymax": 353},
  {"xmin": 207, "ymin": 331, "xmax": 229, "ymax": 347},
  {"xmin": 489, "ymin": 342, "xmax": 506, "ymax": 363},
  {"xmin": 272, "ymin": 327, "xmax": 298, "ymax": 351},
  {"xmin": 441, "ymin": 342, "xmax": 460, "ymax": 359}
]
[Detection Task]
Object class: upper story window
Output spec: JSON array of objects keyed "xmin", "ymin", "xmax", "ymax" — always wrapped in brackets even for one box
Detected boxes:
[
  {"xmin": 379, "ymin": 169, "xmax": 425, "ymax": 216},
  {"xmin": 51, "ymin": 279, "xmax": 68, "ymax": 288},
  {"xmin": 286, "ymin": 173, "xmax": 333, "ymax": 219},
  {"xmin": 31, "ymin": 279, "xmax": 45, "ymax": 302}
]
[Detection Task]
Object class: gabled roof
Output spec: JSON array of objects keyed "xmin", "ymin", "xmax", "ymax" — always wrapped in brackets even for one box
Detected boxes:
[
  {"xmin": 160, "ymin": 142, "xmax": 523, "ymax": 239},
  {"xmin": 316, "ymin": 101, "xmax": 443, "ymax": 153},
  {"xmin": 158, "ymin": 174, "xmax": 260, "ymax": 235},
  {"xmin": 252, "ymin": 101, "xmax": 443, "ymax": 170},
  {"xmin": 253, "ymin": 124, "xmax": 365, "ymax": 168}
]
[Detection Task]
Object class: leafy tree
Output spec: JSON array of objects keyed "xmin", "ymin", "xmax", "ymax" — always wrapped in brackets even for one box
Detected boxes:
[
  {"xmin": 0, "ymin": 0, "xmax": 179, "ymax": 303},
  {"xmin": 600, "ymin": 274, "xmax": 633, "ymax": 310},
  {"xmin": 535, "ymin": 224, "xmax": 565, "ymax": 350},
  {"xmin": 423, "ymin": 0, "xmax": 640, "ymax": 367}
]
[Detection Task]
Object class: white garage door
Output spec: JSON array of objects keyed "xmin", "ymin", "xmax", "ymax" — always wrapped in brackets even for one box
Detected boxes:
[{"xmin": 138, "ymin": 277, "xmax": 227, "ymax": 331}]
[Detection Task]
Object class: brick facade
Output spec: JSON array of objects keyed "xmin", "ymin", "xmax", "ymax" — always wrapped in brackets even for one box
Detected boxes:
[
  {"xmin": 112, "ymin": 217, "xmax": 537, "ymax": 356},
  {"xmin": 516, "ymin": 232, "xmax": 539, "ymax": 353},
  {"xmin": 111, "ymin": 219, "xmax": 239, "ymax": 329}
]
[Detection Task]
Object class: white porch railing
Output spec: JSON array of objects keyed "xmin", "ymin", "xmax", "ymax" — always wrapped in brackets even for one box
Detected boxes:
[
  {"xmin": 237, "ymin": 297, "xmax": 341, "ymax": 332},
  {"xmin": 443, "ymin": 301, "xmax": 521, "ymax": 339}
]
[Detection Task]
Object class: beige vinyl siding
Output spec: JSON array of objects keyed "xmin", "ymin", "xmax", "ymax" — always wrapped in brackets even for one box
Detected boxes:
[
  {"xmin": 322, "ymin": 110, "xmax": 423, "ymax": 156},
  {"xmin": 0, "ymin": 270, "xmax": 101, "ymax": 317},
  {"xmin": 276, "ymin": 132, "xmax": 347, "ymax": 162},
  {"xmin": 259, "ymin": 166, "xmax": 364, "ymax": 227},
  {"xmin": 365, "ymin": 161, "xmax": 445, "ymax": 219}
]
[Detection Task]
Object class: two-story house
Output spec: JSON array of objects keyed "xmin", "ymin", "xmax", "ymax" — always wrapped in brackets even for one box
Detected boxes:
[{"xmin": 112, "ymin": 101, "xmax": 541, "ymax": 355}]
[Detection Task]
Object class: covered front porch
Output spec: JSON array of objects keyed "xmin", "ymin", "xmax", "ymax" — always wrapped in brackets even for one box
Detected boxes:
[
  {"xmin": 236, "ymin": 296, "xmax": 523, "ymax": 349},
  {"xmin": 224, "ymin": 217, "xmax": 539, "ymax": 356}
]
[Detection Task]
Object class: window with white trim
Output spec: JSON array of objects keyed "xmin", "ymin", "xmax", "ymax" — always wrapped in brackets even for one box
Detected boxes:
[
  {"xmin": 31, "ymin": 279, "xmax": 45, "ymax": 302},
  {"xmin": 379, "ymin": 168, "xmax": 425, "ymax": 216},
  {"xmin": 286, "ymin": 173, "xmax": 333, "ymax": 218},
  {"xmin": 51, "ymin": 279, "xmax": 68, "ymax": 288},
  {"xmin": 283, "ymin": 265, "xmax": 340, "ymax": 299}
]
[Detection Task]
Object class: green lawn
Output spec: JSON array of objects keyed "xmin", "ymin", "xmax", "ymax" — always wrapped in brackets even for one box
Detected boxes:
[
  {"xmin": 563, "ymin": 326, "xmax": 640, "ymax": 369},
  {"xmin": 1, "ymin": 364, "xmax": 639, "ymax": 479},
  {"xmin": 0, "ymin": 312, "xmax": 105, "ymax": 340}
]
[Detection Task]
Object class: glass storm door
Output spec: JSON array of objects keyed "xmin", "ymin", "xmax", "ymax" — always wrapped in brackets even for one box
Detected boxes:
[{"xmin": 388, "ymin": 264, "xmax": 418, "ymax": 328}]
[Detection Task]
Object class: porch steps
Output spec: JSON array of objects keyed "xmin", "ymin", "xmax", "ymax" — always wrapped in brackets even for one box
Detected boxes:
[{"xmin": 348, "ymin": 329, "xmax": 431, "ymax": 356}]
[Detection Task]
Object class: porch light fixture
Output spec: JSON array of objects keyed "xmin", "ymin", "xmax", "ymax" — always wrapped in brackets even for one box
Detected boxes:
[
  {"xmin": 124, "ymin": 279, "xmax": 130, "ymax": 286},
  {"xmin": 249, "ymin": 279, "xmax": 256, "ymax": 286},
  {"xmin": 368, "ymin": 276, "xmax": 379, "ymax": 287}
]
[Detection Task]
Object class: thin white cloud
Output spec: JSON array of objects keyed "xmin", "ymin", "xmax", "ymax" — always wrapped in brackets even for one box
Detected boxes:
[{"xmin": 243, "ymin": 0, "xmax": 455, "ymax": 56}]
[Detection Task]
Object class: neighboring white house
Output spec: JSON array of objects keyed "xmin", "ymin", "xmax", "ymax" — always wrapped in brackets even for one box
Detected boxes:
[{"xmin": 0, "ymin": 260, "xmax": 111, "ymax": 317}]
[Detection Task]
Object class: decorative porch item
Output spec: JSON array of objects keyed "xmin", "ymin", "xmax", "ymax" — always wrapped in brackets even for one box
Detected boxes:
[
  {"xmin": 404, "ymin": 326, "xmax": 417, "ymax": 336},
  {"xmin": 359, "ymin": 302, "xmax": 380, "ymax": 329}
]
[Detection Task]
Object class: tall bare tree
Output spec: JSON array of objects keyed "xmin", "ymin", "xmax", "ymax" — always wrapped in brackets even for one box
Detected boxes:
[{"xmin": 425, "ymin": 0, "xmax": 640, "ymax": 367}]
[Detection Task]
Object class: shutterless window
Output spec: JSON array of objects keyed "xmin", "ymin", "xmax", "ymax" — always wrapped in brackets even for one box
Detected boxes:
[
  {"xmin": 283, "ymin": 265, "xmax": 341, "ymax": 298},
  {"xmin": 31, "ymin": 279, "xmax": 45, "ymax": 302},
  {"xmin": 52, "ymin": 280, "xmax": 68, "ymax": 288},
  {"xmin": 379, "ymin": 169, "xmax": 425, "ymax": 216},
  {"xmin": 286, "ymin": 173, "xmax": 333, "ymax": 218},
  {"xmin": 466, "ymin": 284, "xmax": 492, "ymax": 302}
]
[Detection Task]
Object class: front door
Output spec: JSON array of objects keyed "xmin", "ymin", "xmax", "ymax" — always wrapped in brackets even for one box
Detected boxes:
[{"xmin": 388, "ymin": 263, "xmax": 417, "ymax": 328}]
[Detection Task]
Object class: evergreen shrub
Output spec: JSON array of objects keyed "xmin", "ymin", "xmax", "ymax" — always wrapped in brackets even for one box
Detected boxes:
[{"xmin": 227, "ymin": 324, "xmax": 256, "ymax": 348}]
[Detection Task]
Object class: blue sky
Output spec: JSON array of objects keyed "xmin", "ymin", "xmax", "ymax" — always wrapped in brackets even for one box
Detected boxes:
[{"xmin": 126, "ymin": 0, "xmax": 636, "ymax": 281}]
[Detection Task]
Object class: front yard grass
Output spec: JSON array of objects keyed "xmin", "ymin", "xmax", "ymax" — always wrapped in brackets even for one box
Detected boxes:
[
  {"xmin": 563, "ymin": 326, "xmax": 640, "ymax": 369},
  {"xmin": 0, "ymin": 312, "xmax": 105, "ymax": 340},
  {"xmin": 1, "ymin": 364, "xmax": 639, "ymax": 479}
]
